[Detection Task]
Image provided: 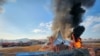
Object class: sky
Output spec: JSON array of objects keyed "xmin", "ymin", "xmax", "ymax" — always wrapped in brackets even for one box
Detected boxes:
[{"xmin": 0, "ymin": 0, "xmax": 100, "ymax": 40}]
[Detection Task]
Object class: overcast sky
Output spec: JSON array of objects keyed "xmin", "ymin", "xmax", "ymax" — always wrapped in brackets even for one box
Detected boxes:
[{"xmin": 0, "ymin": 0, "xmax": 100, "ymax": 40}]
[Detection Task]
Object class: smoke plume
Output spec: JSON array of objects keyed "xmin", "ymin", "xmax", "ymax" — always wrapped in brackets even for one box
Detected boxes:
[
  {"xmin": 0, "ymin": 0, "xmax": 6, "ymax": 13},
  {"xmin": 73, "ymin": 26, "xmax": 85, "ymax": 38},
  {"xmin": 52, "ymin": 0, "xmax": 95, "ymax": 39}
]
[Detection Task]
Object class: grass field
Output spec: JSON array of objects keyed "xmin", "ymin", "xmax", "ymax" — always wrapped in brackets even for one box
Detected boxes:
[
  {"xmin": 0, "ymin": 45, "xmax": 42, "ymax": 56},
  {"xmin": 0, "ymin": 45, "xmax": 42, "ymax": 52}
]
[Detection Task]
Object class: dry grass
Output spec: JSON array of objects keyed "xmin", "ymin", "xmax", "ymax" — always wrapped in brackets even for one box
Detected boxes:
[
  {"xmin": 0, "ymin": 43, "xmax": 100, "ymax": 56},
  {"xmin": 0, "ymin": 45, "xmax": 42, "ymax": 56},
  {"xmin": 83, "ymin": 43, "xmax": 100, "ymax": 48},
  {"xmin": 0, "ymin": 45, "xmax": 42, "ymax": 53},
  {"xmin": 83, "ymin": 43, "xmax": 100, "ymax": 56}
]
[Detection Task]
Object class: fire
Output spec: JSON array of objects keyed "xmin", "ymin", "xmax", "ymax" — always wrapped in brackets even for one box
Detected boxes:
[
  {"xmin": 38, "ymin": 37, "xmax": 55, "ymax": 51},
  {"xmin": 73, "ymin": 38, "xmax": 82, "ymax": 48},
  {"xmin": 71, "ymin": 34, "xmax": 82, "ymax": 48},
  {"xmin": 39, "ymin": 32, "xmax": 83, "ymax": 52}
]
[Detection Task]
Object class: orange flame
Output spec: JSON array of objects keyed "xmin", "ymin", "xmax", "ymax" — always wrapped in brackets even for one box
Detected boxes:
[{"xmin": 72, "ymin": 34, "xmax": 82, "ymax": 48}]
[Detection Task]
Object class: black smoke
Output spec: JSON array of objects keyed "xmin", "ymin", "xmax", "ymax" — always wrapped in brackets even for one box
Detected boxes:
[
  {"xmin": 52, "ymin": 0, "xmax": 95, "ymax": 39},
  {"xmin": 70, "ymin": 3, "xmax": 85, "ymax": 27},
  {"xmin": 70, "ymin": 0, "xmax": 96, "ymax": 8},
  {"xmin": 73, "ymin": 26, "xmax": 85, "ymax": 38}
]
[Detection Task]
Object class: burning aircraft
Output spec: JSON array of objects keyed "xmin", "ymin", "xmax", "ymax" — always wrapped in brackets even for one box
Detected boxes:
[
  {"xmin": 39, "ymin": 0, "xmax": 96, "ymax": 55},
  {"xmin": 45, "ymin": 0, "xmax": 94, "ymax": 49}
]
